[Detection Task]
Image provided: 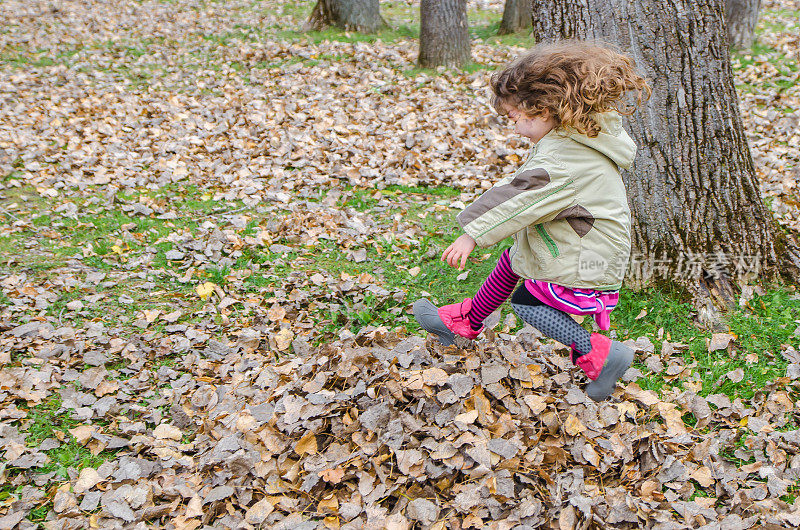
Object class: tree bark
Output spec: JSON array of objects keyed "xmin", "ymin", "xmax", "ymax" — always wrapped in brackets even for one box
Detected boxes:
[
  {"xmin": 531, "ymin": 0, "xmax": 800, "ymax": 325},
  {"xmin": 498, "ymin": 0, "xmax": 533, "ymax": 35},
  {"xmin": 419, "ymin": 0, "xmax": 471, "ymax": 68},
  {"xmin": 305, "ymin": 0, "xmax": 384, "ymax": 33},
  {"xmin": 725, "ymin": 0, "xmax": 761, "ymax": 48}
]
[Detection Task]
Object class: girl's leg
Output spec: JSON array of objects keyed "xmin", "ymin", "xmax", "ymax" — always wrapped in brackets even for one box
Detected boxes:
[
  {"xmin": 468, "ymin": 248, "xmax": 520, "ymax": 331},
  {"xmin": 412, "ymin": 248, "xmax": 519, "ymax": 344},
  {"xmin": 509, "ymin": 284, "xmax": 633, "ymax": 401},
  {"xmin": 509, "ymin": 285, "xmax": 592, "ymax": 357}
]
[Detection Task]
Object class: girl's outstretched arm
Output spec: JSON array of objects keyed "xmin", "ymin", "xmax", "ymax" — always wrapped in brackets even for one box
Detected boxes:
[
  {"xmin": 441, "ymin": 233, "xmax": 476, "ymax": 270},
  {"xmin": 457, "ymin": 160, "xmax": 574, "ymax": 248}
]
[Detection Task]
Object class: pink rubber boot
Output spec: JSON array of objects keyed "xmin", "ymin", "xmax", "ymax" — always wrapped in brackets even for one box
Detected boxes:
[
  {"xmin": 572, "ymin": 333, "xmax": 634, "ymax": 401},
  {"xmin": 412, "ymin": 298, "xmax": 484, "ymax": 345}
]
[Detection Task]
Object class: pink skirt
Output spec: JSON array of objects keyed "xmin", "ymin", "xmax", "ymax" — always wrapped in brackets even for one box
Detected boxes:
[{"xmin": 524, "ymin": 279, "xmax": 619, "ymax": 330}]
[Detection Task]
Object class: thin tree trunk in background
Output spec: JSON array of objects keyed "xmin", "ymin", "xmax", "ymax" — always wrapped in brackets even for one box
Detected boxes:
[
  {"xmin": 498, "ymin": 0, "xmax": 532, "ymax": 35},
  {"xmin": 419, "ymin": 0, "xmax": 471, "ymax": 68},
  {"xmin": 305, "ymin": 0, "xmax": 384, "ymax": 33},
  {"xmin": 531, "ymin": 0, "xmax": 800, "ymax": 326},
  {"xmin": 725, "ymin": 0, "xmax": 762, "ymax": 48}
]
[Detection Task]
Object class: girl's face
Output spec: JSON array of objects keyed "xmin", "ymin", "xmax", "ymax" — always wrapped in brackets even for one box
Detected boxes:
[{"xmin": 504, "ymin": 104, "xmax": 556, "ymax": 143}]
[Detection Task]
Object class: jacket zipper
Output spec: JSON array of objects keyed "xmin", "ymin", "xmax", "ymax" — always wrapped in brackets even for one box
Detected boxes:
[{"xmin": 535, "ymin": 224, "xmax": 559, "ymax": 258}]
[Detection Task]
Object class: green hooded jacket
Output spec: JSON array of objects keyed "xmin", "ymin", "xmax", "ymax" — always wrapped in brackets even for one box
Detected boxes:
[{"xmin": 457, "ymin": 112, "xmax": 635, "ymax": 291}]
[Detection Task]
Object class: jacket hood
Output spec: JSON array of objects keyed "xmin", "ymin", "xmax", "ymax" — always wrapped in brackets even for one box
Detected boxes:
[{"xmin": 566, "ymin": 111, "xmax": 637, "ymax": 169}]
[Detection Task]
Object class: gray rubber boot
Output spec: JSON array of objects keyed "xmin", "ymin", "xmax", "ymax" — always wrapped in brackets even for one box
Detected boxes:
[
  {"xmin": 585, "ymin": 341, "xmax": 634, "ymax": 401},
  {"xmin": 412, "ymin": 298, "xmax": 455, "ymax": 346}
]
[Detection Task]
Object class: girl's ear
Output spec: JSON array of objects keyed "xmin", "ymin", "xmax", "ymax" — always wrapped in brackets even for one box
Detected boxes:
[{"xmin": 541, "ymin": 108, "xmax": 559, "ymax": 126}]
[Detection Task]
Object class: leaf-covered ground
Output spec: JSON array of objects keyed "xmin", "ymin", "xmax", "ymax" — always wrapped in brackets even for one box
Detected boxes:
[{"xmin": 1, "ymin": 0, "xmax": 800, "ymax": 528}]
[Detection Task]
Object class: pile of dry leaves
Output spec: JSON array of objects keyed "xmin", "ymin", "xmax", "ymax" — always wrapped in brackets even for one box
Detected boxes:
[{"xmin": 4, "ymin": 317, "xmax": 800, "ymax": 528}]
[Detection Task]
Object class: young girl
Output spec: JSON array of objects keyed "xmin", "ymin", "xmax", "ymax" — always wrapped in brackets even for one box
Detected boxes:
[{"xmin": 413, "ymin": 41, "xmax": 651, "ymax": 402}]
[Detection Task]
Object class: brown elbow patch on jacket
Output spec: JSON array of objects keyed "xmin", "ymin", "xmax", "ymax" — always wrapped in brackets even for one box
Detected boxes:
[
  {"xmin": 457, "ymin": 168, "xmax": 551, "ymax": 226},
  {"xmin": 510, "ymin": 168, "xmax": 551, "ymax": 190},
  {"xmin": 555, "ymin": 204, "xmax": 595, "ymax": 237}
]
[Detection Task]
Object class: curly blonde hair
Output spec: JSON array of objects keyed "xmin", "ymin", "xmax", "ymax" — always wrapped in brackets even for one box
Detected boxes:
[{"xmin": 490, "ymin": 40, "xmax": 651, "ymax": 137}]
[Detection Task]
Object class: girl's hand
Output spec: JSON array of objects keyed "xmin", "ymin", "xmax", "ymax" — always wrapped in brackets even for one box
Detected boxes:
[{"xmin": 442, "ymin": 234, "xmax": 477, "ymax": 270}]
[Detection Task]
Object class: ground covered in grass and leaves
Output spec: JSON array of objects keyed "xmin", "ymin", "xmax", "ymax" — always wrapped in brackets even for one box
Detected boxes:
[{"xmin": 1, "ymin": 0, "xmax": 800, "ymax": 528}]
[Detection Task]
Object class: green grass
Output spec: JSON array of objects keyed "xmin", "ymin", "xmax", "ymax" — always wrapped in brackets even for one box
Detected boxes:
[
  {"xmin": 0, "ymin": 234, "xmax": 23, "ymax": 258},
  {"xmin": 338, "ymin": 184, "xmax": 459, "ymax": 211},
  {"xmin": 612, "ymin": 286, "xmax": 697, "ymax": 340},
  {"xmin": 756, "ymin": 9, "xmax": 800, "ymax": 34},
  {"xmin": 272, "ymin": 24, "xmax": 418, "ymax": 46},
  {"xmin": 252, "ymin": 52, "xmax": 356, "ymax": 71},
  {"xmin": 9, "ymin": 398, "xmax": 118, "ymax": 526},
  {"xmin": 206, "ymin": 264, "xmax": 232, "ymax": 285},
  {"xmin": 718, "ymin": 430, "xmax": 756, "ymax": 466},
  {"xmin": 609, "ymin": 285, "xmax": 800, "ymax": 399},
  {"xmin": 275, "ymin": 2, "xmax": 311, "ymax": 19},
  {"xmin": 267, "ymin": 18, "xmax": 531, "ymax": 50},
  {"xmin": 19, "ymin": 397, "xmax": 114, "ymax": 477},
  {"xmin": 470, "ymin": 20, "xmax": 534, "ymax": 47},
  {"xmin": 0, "ymin": 187, "xmax": 227, "ymax": 331},
  {"xmin": 732, "ymin": 41, "xmax": 800, "ymax": 95},
  {"xmin": 733, "ymin": 43, "xmax": 799, "ymax": 73},
  {"xmin": 0, "ymin": 485, "xmax": 23, "ymax": 504}
]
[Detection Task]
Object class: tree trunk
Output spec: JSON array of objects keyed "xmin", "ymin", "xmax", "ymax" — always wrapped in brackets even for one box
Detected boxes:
[
  {"xmin": 498, "ymin": 0, "xmax": 532, "ymax": 35},
  {"xmin": 419, "ymin": 0, "xmax": 471, "ymax": 68},
  {"xmin": 725, "ymin": 0, "xmax": 761, "ymax": 48},
  {"xmin": 531, "ymin": 0, "xmax": 800, "ymax": 326},
  {"xmin": 305, "ymin": 0, "xmax": 384, "ymax": 33}
]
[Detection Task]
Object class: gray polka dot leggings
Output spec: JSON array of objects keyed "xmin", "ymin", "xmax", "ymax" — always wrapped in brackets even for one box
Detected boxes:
[{"xmin": 510, "ymin": 284, "xmax": 592, "ymax": 359}]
